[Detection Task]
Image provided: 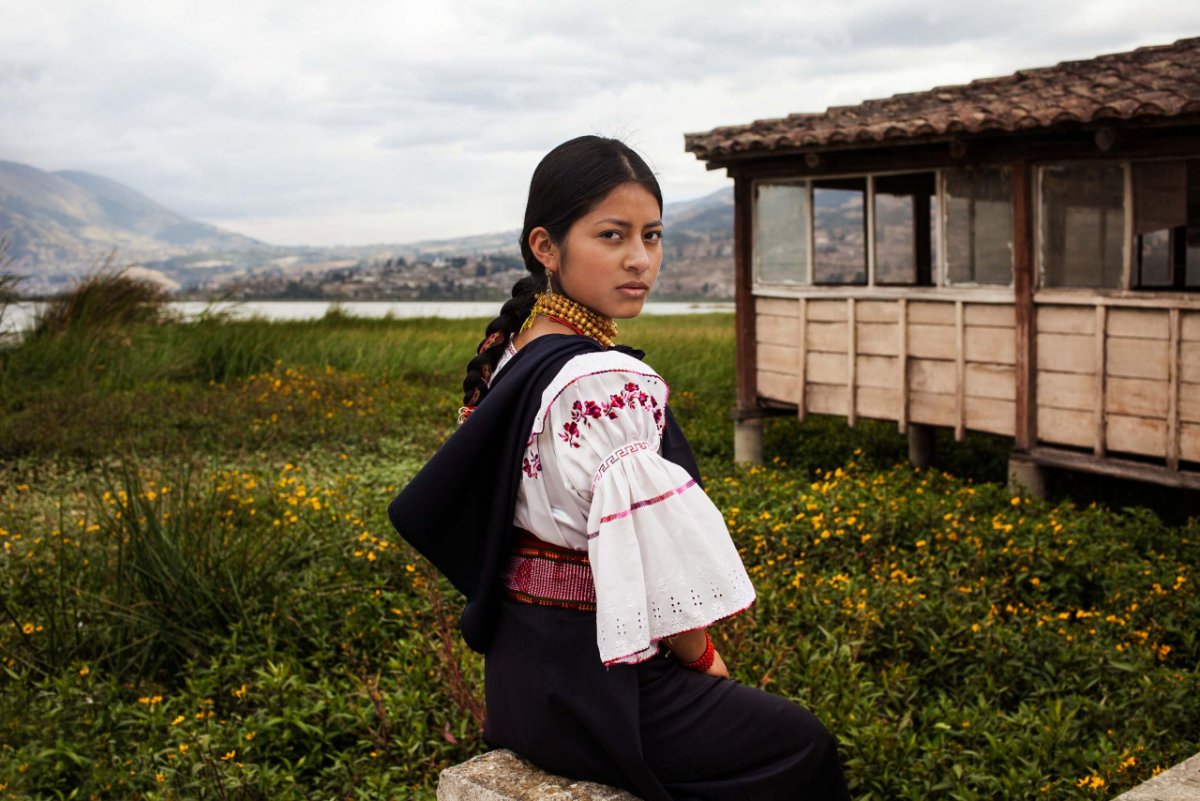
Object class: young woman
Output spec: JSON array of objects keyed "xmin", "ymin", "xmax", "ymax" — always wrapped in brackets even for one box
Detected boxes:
[{"xmin": 389, "ymin": 136, "xmax": 850, "ymax": 801}]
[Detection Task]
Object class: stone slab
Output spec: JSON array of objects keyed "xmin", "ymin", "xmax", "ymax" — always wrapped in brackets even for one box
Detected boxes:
[
  {"xmin": 438, "ymin": 749, "xmax": 642, "ymax": 801},
  {"xmin": 1113, "ymin": 752, "xmax": 1200, "ymax": 801}
]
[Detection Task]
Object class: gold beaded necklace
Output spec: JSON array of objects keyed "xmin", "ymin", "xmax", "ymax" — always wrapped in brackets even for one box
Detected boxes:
[{"xmin": 520, "ymin": 291, "xmax": 617, "ymax": 348}]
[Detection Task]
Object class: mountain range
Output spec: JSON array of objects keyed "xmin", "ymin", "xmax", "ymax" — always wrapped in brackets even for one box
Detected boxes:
[
  {"xmin": 0, "ymin": 161, "xmax": 259, "ymax": 275},
  {"xmin": 0, "ymin": 160, "xmax": 733, "ymax": 299}
]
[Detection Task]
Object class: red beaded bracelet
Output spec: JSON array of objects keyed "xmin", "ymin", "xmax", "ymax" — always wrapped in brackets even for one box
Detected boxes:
[{"xmin": 679, "ymin": 632, "xmax": 716, "ymax": 672}]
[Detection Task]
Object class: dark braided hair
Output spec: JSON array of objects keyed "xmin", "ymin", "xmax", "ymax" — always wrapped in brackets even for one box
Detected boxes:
[{"xmin": 460, "ymin": 136, "xmax": 662, "ymax": 415}]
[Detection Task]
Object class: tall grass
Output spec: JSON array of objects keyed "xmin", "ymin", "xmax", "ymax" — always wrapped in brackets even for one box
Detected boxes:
[
  {"xmin": 1, "ymin": 307, "xmax": 1197, "ymax": 799},
  {"xmin": 2, "ymin": 462, "xmax": 331, "ymax": 681},
  {"xmin": 0, "ymin": 236, "xmax": 20, "ymax": 334},
  {"xmin": 31, "ymin": 264, "xmax": 174, "ymax": 337}
]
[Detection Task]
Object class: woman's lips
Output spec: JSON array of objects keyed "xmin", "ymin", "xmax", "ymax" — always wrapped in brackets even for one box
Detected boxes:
[{"xmin": 618, "ymin": 283, "xmax": 649, "ymax": 297}]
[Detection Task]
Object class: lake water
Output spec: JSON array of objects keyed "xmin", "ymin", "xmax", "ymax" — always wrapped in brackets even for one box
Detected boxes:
[{"xmin": 1, "ymin": 299, "xmax": 732, "ymax": 336}]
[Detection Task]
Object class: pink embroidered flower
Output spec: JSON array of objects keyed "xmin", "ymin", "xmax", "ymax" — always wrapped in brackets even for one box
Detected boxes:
[
  {"xmin": 559, "ymin": 381, "xmax": 661, "ymax": 447},
  {"xmin": 522, "ymin": 452, "xmax": 543, "ymax": 478},
  {"xmin": 560, "ymin": 420, "xmax": 582, "ymax": 448}
]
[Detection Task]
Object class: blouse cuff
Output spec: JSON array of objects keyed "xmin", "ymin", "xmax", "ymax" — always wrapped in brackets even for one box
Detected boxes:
[{"xmin": 586, "ymin": 447, "xmax": 756, "ymax": 666}]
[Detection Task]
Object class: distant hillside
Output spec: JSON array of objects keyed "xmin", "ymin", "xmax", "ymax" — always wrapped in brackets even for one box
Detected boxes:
[
  {"xmin": 0, "ymin": 160, "xmax": 732, "ymax": 299},
  {"xmin": 395, "ymin": 185, "xmax": 734, "ymax": 257},
  {"xmin": 0, "ymin": 160, "xmax": 260, "ymax": 278}
]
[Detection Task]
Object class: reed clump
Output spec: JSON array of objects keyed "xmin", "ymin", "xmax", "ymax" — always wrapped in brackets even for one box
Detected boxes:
[
  {"xmin": 31, "ymin": 262, "xmax": 174, "ymax": 337},
  {"xmin": 0, "ymin": 236, "xmax": 21, "ymax": 332}
]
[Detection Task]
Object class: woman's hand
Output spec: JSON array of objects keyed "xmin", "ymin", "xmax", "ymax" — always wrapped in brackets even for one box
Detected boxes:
[{"xmin": 706, "ymin": 649, "xmax": 730, "ymax": 679}]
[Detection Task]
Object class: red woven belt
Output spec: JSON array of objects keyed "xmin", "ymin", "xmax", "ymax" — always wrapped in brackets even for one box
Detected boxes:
[{"xmin": 500, "ymin": 529, "xmax": 596, "ymax": 612}]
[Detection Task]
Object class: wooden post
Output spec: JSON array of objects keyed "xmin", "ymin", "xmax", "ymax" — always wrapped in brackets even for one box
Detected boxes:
[
  {"xmin": 1094, "ymin": 305, "xmax": 1108, "ymax": 457},
  {"xmin": 797, "ymin": 297, "xmax": 808, "ymax": 422},
  {"xmin": 1168, "ymin": 307, "xmax": 1181, "ymax": 471},
  {"xmin": 1012, "ymin": 160, "xmax": 1036, "ymax": 452},
  {"xmin": 866, "ymin": 175, "xmax": 876, "ymax": 287},
  {"xmin": 897, "ymin": 298, "xmax": 908, "ymax": 434},
  {"xmin": 847, "ymin": 298, "xmax": 857, "ymax": 428},
  {"xmin": 914, "ymin": 191, "xmax": 933, "ymax": 285},
  {"xmin": 909, "ymin": 423, "xmax": 936, "ymax": 469},
  {"xmin": 955, "ymin": 300, "xmax": 965, "ymax": 442},
  {"xmin": 733, "ymin": 175, "xmax": 763, "ymax": 464}
]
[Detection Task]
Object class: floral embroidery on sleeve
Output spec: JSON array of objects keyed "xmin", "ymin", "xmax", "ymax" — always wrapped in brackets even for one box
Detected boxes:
[
  {"xmin": 522, "ymin": 452, "xmax": 542, "ymax": 478},
  {"xmin": 559, "ymin": 381, "xmax": 661, "ymax": 449}
]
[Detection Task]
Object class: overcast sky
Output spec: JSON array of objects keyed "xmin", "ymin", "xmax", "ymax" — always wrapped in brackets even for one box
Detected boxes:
[{"xmin": 2, "ymin": 1, "xmax": 1197, "ymax": 247}]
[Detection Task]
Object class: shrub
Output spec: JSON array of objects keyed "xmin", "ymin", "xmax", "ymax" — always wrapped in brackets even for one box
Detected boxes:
[
  {"xmin": 0, "ymin": 236, "xmax": 21, "ymax": 334},
  {"xmin": 31, "ymin": 261, "xmax": 173, "ymax": 337},
  {"xmin": 1, "ymin": 460, "xmax": 334, "ymax": 683}
]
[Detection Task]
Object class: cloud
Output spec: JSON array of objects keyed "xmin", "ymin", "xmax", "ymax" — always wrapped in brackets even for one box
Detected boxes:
[{"xmin": 1, "ymin": 0, "xmax": 1197, "ymax": 245}]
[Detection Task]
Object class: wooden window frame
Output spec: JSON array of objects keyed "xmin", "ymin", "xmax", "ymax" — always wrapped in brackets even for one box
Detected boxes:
[
  {"xmin": 751, "ymin": 168, "xmax": 943, "ymax": 292},
  {"xmin": 1131, "ymin": 158, "xmax": 1200, "ymax": 293}
]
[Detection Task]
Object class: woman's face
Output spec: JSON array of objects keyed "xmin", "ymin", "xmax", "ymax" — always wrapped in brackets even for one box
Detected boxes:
[{"xmin": 535, "ymin": 182, "xmax": 663, "ymax": 320}]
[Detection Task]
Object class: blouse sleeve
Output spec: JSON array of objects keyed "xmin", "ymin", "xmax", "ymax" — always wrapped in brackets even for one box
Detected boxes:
[{"xmin": 537, "ymin": 353, "xmax": 757, "ymax": 666}]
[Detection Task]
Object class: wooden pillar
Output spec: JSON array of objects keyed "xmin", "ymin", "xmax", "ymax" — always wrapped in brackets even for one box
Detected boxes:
[
  {"xmin": 732, "ymin": 174, "xmax": 762, "ymax": 464},
  {"xmin": 897, "ymin": 298, "xmax": 908, "ymax": 433},
  {"xmin": 1012, "ymin": 160, "xmax": 1036, "ymax": 453},
  {"xmin": 908, "ymin": 423, "xmax": 936, "ymax": 469},
  {"xmin": 954, "ymin": 300, "xmax": 965, "ymax": 442},
  {"xmin": 914, "ymin": 191, "xmax": 933, "ymax": 285},
  {"xmin": 1168, "ymin": 307, "xmax": 1182, "ymax": 471},
  {"xmin": 847, "ymin": 298, "xmax": 857, "ymax": 428},
  {"xmin": 797, "ymin": 297, "xmax": 808, "ymax": 422},
  {"xmin": 1094, "ymin": 305, "xmax": 1108, "ymax": 457}
]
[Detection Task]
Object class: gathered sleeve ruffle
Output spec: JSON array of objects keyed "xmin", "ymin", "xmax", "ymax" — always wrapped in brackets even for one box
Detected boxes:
[{"xmin": 524, "ymin": 352, "xmax": 756, "ymax": 666}]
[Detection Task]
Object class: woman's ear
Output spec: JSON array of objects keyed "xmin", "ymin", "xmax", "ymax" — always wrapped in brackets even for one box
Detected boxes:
[{"xmin": 529, "ymin": 227, "xmax": 559, "ymax": 273}]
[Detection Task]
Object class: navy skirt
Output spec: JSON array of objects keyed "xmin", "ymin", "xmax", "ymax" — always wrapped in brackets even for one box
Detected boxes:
[{"xmin": 483, "ymin": 601, "xmax": 851, "ymax": 801}]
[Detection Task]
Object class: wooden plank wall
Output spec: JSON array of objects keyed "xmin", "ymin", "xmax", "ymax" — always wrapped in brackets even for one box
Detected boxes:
[
  {"xmin": 755, "ymin": 297, "xmax": 1016, "ymax": 437},
  {"xmin": 1183, "ymin": 312, "xmax": 1200, "ymax": 464},
  {"xmin": 1036, "ymin": 305, "xmax": 1200, "ymax": 463}
]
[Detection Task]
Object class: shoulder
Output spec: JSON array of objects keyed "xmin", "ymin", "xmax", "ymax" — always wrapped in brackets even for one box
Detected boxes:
[
  {"xmin": 529, "ymin": 349, "xmax": 670, "ymax": 443},
  {"xmin": 547, "ymin": 350, "xmax": 669, "ymax": 412}
]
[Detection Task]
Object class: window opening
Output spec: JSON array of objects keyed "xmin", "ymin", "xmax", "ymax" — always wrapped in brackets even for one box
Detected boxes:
[
  {"xmin": 1133, "ymin": 160, "xmax": 1200, "ymax": 291},
  {"xmin": 874, "ymin": 172, "xmax": 936, "ymax": 285},
  {"xmin": 813, "ymin": 177, "xmax": 867, "ymax": 285},
  {"xmin": 944, "ymin": 166, "xmax": 1013, "ymax": 285},
  {"xmin": 1040, "ymin": 163, "xmax": 1124, "ymax": 289},
  {"xmin": 752, "ymin": 181, "xmax": 810, "ymax": 284}
]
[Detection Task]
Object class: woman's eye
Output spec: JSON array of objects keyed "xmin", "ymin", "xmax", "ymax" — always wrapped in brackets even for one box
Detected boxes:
[
  {"xmin": 600, "ymin": 230, "xmax": 622, "ymax": 240},
  {"xmin": 645, "ymin": 230, "xmax": 663, "ymax": 242}
]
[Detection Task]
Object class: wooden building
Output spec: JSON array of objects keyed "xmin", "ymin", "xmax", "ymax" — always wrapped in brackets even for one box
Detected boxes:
[{"xmin": 684, "ymin": 38, "xmax": 1200, "ymax": 492}]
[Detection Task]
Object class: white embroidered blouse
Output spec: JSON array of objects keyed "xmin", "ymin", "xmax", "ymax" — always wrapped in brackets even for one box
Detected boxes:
[{"xmin": 494, "ymin": 343, "xmax": 756, "ymax": 666}]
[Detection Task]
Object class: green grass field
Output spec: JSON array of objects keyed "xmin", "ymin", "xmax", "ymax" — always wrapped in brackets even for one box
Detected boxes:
[{"xmin": 1, "ymin": 302, "xmax": 1197, "ymax": 800}]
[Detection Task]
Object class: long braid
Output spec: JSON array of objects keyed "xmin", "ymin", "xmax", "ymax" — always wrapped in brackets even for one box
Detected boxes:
[{"xmin": 460, "ymin": 270, "xmax": 543, "ymax": 418}]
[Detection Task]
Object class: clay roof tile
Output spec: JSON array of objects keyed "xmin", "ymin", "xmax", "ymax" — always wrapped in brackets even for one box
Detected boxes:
[{"xmin": 685, "ymin": 37, "xmax": 1200, "ymax": 161}]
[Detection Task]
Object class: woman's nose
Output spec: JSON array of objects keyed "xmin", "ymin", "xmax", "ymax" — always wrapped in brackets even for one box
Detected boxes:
[{"xmin": 626, "ymin": 241, "xmax": 650, "ymax": 271}]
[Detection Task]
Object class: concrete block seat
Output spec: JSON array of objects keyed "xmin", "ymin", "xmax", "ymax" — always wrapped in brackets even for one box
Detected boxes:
[
  {"xmin": 1111, "ymin": 751, "xmax": 1200, "ymax": 801},
  {"xmin": 438, "ymin": 749, "xmax": 641, "ymax": 801}
]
